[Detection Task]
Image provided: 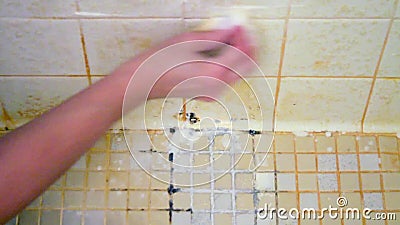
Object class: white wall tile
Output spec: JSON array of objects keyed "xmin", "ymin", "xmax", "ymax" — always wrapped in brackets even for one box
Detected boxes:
[
  {"xmin": 364, "ymin": 79, "xmax": 400, "ymax": 132},
  {"xmin": 184, "ymin": 78, "xmax": 276, "ymax": 131},
  {"xmin": 378, "ymin": 20, "xmax": 400, "ymax": 77},
  {"xmin": 276, "ymin": 78, "xmax": 372, "ymax": 131},
  {"xmin": 82, "ymin": 19, "xmax": 184, "ymax": 75},
  {"xmin": 0, "ymin": 0, "xmax": 77, "ymax": 17},
  {"xmin": 78, "ymin": 0, "xmax": 182, "ymax": 17},
  {"xmin": 290, "ymin": 0, "xmax": 396, "ymax": 18},
  {"xmin": 252, "ymin": 19, "xmax": 285, "ymax": 76},
  {"xmin": 397, "ymin": 3, "xmax": 400, "ymax": 17},
  {"xmin": 184, "ymin": 0, "xmax": 289, "ymax": 18},
  {"xmin": 282, "ymin": 19, "xmax": 390, "ymax": 76},
  {"xmin": 184, "ymin": 19, "xmax": 285, "ymax": 76},
  {"xmin": 0, "ymin": 77, "xmax": 88, "ymax": 123},
  {"xmin": 0, "ymin": 19, "xmax": 86, "ymax": 75}
]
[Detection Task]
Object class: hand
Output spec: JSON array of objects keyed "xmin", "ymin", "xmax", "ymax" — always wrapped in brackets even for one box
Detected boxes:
[{"xmin": 127, "ymin": 26, "xmax": 256, "ymax": 101}]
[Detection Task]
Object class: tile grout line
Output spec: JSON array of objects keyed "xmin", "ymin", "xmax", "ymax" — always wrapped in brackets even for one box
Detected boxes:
[
  {"xmin": 59, "ymin": 175, "xmax": 66, "ymax": 225},
  {"xmin": 293, "ymin": 135, "xmax": 301, "ymax": 225},
  {"xmin": 360, "ymin": 1, "xmax": 398, "ymax": 132},
  {"xmin": 333, "ymin": 134, "xmax": 344, "ymax": 225},
  {"xmin": 104, "ymin": 136, "xmax": 112, "ymax": 225},
  {"xmin": 272, "ymin": 138, "xmax": 279, "ymax": 225},
  {"xmin": 230, "ymin": 136, "xmax": 237, "ymax": 225},
  {"xmin": 209, "ymin": 134, "xmax": 215, "ymax": 225},
  {"xmin": 75, "ymin": 1, "xmax": 92, "ymax": 86},
  {"xmin": 375, "ymin": 135, "xmax": 389, "ymax": 225},
  {"xmin": 272, "ymin": 0, "xmax": 293, "ymax": 131},
  {"xmin": 354, "ymin": 135, "xmax": 366, "ymax": 225},
  {"xmin": 313, "ymin": 135, "xmax": 323, "ymax": 225}
]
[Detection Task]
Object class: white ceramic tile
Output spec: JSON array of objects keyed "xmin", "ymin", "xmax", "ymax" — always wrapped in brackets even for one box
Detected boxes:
[
  {"xmin": 276, "ymin": 78, "xmax": 371, "ymax": 131},
  {"xmin": 0, "ymin": 19, "xmax": 86, "ymax": 75},
  {"xmin": 364, "ymin": 79, "xmax": 400, "ymax": 132},
  {"xmin": 255, "ymin": 172, "xmax": 275, "ymax": 191},
  {"xmin": 172, "ymin": 212, "xmax": 191, "ymax": 225},
  {"xmin": 214, "ymin": 193, "xmax": 232, "ymax": 210},
  {"xmin": 277, "ymin": 173, "xmax": 296, "ymax": 191},
  {"xmin": 184, "ymin": 0, "xmax": 289, "ymax": 18},
  {"xmin": 300, "ymin": 193, "xmax": 318, "ymax": 209},
  {"xmin": 185, "ymin": 78, "xmax": 276, "ymax": 131},
  {"xmin": 317, "ymin": 155, "xmax": 337, "ymax": 171},
  {"xmin": 236, "ymin": 214, "xmax": 255, "ymax": 225},
  {"xmin": 63, "ymin": 211, "xmax": 82, "ymax": 225},
  {"xmin": 0, "ymin": 77, "xmax": 88, "ymax": 123},
  {"xmin": 84, "ymin": 210, "xmax": 104, "ymax": 224},
  {"xmin": 338, "ymin": 154, "xmax": 358, "ymax": 171},
  {"xmin": 397, "ymin": 4, "xmax": 400, "ymax": 17},
  {"xmin": 282, "ymin": 19, "xmax": 390, "ymax": 76},
  {"xmin": 317, "ymin": 174, "xmax": 338, "ymax": 191},
  {"xmin": 0, "ymin": 0, "xmax": 76, "ymax": 17},
  {"xmin": 359, "ymin": 154, "xmax": 380, "ymax": 171},
  {"xmin": 82, "ymin": 19, "xmax": 184, "ymax": 75},
  {"xmin": 290, "ymin": 0, "xmax": 396, "ymax": 18},
  {"xmin": 252, "ymin": 20, "xmax": 285, "ymax": 76},
  {"xmin": 378, "ymin": 20, "xmax": 400, "ymax": 77},
  {"xmin": 78, "ymin": 0, "xmax": 182, "ymax": 17},
  {"xmin": 184, "ymin": 19, "xmax": 284, "ymax": 76},
  {"xmin": 363, "ymin": 193, "xmax": 383, "ymax": 210}
]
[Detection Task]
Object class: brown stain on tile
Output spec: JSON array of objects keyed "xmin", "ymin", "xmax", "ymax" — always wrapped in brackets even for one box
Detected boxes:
[
  {"xmin": 1, "ymin": 102, "xmax": 16, "ymax": 129},
  {"xmin": 17, "ymin": 95, "xmax": 62, "ymax": 118},
  {"xmin": 313, "ymin": 60, "xmax": 330, "ymax": 70}
]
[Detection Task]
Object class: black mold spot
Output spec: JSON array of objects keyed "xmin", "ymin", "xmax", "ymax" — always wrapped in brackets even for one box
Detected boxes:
[{"xmin": 249, "ymin": 130, "xmax": 261, "ymax": 136}]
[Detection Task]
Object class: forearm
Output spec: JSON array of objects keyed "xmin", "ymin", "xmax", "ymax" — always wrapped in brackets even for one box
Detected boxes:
[{"xmin": 0, "ymin": 58, "xmax": 142, "ymax": 222}]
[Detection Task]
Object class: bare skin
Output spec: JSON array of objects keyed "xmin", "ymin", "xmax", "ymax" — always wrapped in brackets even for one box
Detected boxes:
[{"xmin": 0, "ymin": 26, "xmax": 255, "ymax": 223}]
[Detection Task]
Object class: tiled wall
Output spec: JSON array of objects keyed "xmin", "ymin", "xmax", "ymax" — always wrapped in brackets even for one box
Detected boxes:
[{"xmin": 0, "ymin": 0, "xmax": 399, "ymax": 132}]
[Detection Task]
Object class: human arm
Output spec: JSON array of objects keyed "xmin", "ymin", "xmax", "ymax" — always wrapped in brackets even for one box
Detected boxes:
[{"xmin": 0, "ymin": 26, "xmax": 254, "ymax": 223}]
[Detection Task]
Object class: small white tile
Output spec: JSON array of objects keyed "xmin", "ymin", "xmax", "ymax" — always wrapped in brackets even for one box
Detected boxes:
[
  {"xmin": 282, "ymin": 19, "xmax": 390, "ymax": 76},
  {"xmin": 84, "ymin": 210, "xmax": 104, "ymax": 224},
  {"xmin": 0, "ymin": 0, "xmax": 77, "ymax": 17},
  {"xmin": 214, "ymin": 193, "xmax": 232, "ymax": 210},
  {"xmin": 82, "ymin": 19, "xmax": 184, "ymax": 75},
  {"xmin": 364, "ymin": 79, "xmax": 400, "ymax": 132},
  {"xmin": 378, "ymin": 20, "xmax": 400, "ymax": 77},
  {"xmin": 317, "ymin": 155, "xmax": 337, "ymax": 171},
  {"xmin": 40, "ymin": 210, "xmax": 60, "ymax": 224},
  {"xmin": 277, "ymin": 173, "xmax": 296, "ymax": 191},
  {"xmin": 318, "ymin": 174, "xmax": 338, "ymax": 191},
  {"xmin": 300, "ymin": 193, "xmax": 318, "ymax": 209},
  {"xmin": 255, "ymin": 173, "xmax": 275, "ymax": 191},
  {"xmin": 236, "ymin": 214, "xmax": 255, "ymax": 225},
  {"xmin": 363, "ymin": 193, "xmax": 383, "ymax": 210},
  {"xmin": 78, "ymin": 0, "xmax": 182, "ymax": 17},
  {"xmin": 184, "ymin": 0, "xmax": 289, "ymax": 18},
  {"xmin": 0, "ymin": 19, "xmax": 86, "ymax": 75},
  {"xmin": 359, "ymin": 154, "xmax": 380, "ymax": 171},
  {"xmin": 63, "ymin": 211, "xmax": 82, "ymax": 225},
  {"xmin": 276, "ymin": 78, "xmax": 371, "ymax": 131},
  {"xmin": 172, "ymin": 212, "xmax": 191, "ymax": 225},
  {"xmin": 338, "ymin": 154, "xmax": 358, "ymax": 171},
  {"xmin": 106, "ymin": 211, "xmax": 126, "ymax": 224},
  {"xmin": 290, "ymin": 0, "xmax": 396, "ymax": 18},
  {"xmin": 192, "ymin": 212, "xmax": 211, "ymax": 225}
]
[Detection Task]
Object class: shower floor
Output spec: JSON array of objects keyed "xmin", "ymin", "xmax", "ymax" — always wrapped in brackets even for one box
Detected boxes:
[{"xmin": 4, "ymin": 131, "xmax": 399, "ymax": 225}]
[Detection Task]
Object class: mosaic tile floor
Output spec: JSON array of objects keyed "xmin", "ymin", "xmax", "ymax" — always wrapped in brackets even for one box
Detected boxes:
[{"xmin": 4, "ymin": 131, "xmax": 400, "ymax": 225}]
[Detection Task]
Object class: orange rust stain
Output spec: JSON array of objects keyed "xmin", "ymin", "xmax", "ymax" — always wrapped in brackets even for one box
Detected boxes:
[
  {"xmin": 1, "ymin": 102, "xmax": 16, "ymax": 129},
  {"xmin": 313, "ymin": 60, "xmax": 330, "ymax": 70}
]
